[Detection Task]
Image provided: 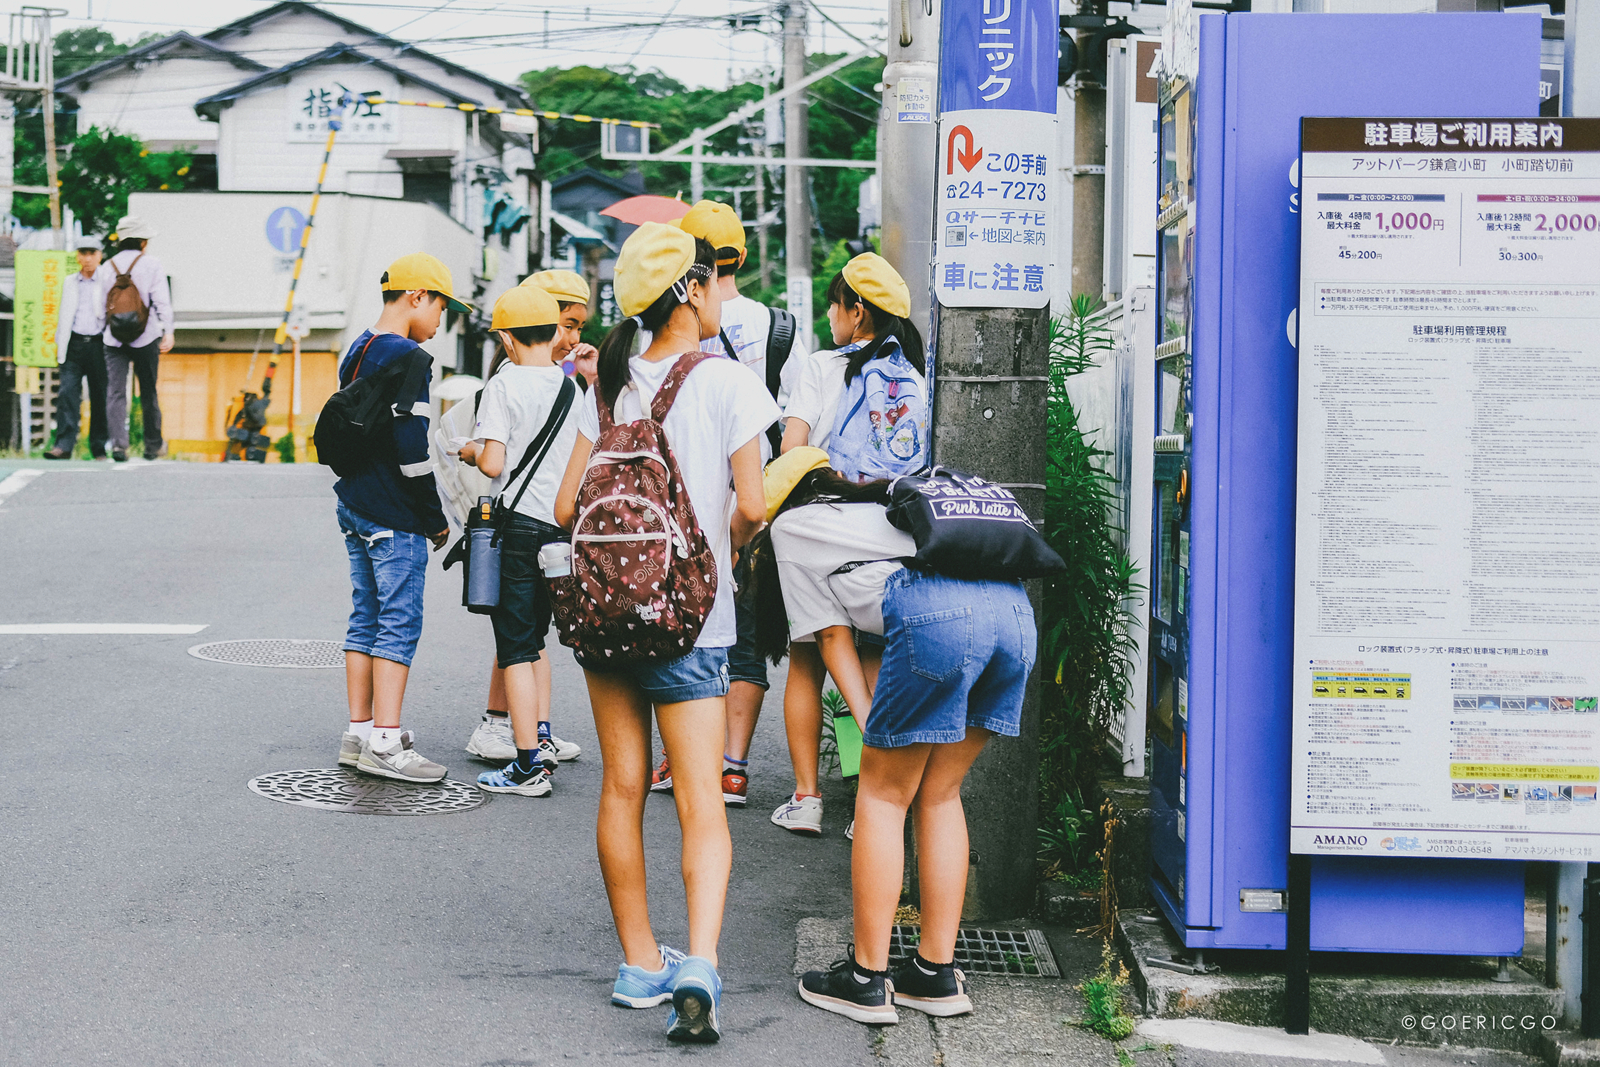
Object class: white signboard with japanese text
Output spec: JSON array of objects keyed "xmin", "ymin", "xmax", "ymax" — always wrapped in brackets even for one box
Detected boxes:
[
  {"xmin": 934, "ymin": 0, "xmax": 1057, "ymax": 310},
  {"xmin": 287, "ymin": 75, "xmax": 399, "ymax": 143},
  {"xmin": 1291, "ymin": 117, "xmax": 1600, "ymax": 861}
]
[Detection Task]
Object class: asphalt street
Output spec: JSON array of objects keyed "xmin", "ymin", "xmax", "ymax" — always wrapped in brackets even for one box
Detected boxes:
[{"xmin": 0, "ymin": 461, "xmax": 1552, "ymax": 1067}]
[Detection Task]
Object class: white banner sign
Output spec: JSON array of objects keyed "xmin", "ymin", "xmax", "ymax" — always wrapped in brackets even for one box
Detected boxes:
[
  {"xmin": 932, "ymin": 108, "xmax": 1055, "ymax": 309},
  {"xmin": 1291, "ymin": 117, "xmax": 1600, "ymax": 861}
]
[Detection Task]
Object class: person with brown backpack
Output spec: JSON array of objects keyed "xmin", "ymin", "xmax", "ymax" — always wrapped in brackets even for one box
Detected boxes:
[
  {"xmin": 101, "ymin": 215, "xmax": 173, "ymax": 462},
  {"xmin": 550, "ymin": 223, "xmax": 777, "ymax": 1044}
]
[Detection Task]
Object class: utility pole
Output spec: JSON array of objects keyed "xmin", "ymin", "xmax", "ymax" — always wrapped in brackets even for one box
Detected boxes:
[
  {"xmin": 879, "ymin": 0, "xmax": 941, "ymax": 343},
  {"xmin": 30, "ymin": 6, "xmax": 63, "ymax": 249},
  {"xmin": 1567, "ymin": 0, "xmax": 1599, "ymax": 118},
  {"xmin": 758, "ymin": 66, "xmax": 774, "ymax": 294},
  {"xmin": 783, "ymin": 1, "xmax": 813, "ymax": 349},
  {"xmin": 927, "ymin": 0, "xmax": 1057, "ymax": 920}
]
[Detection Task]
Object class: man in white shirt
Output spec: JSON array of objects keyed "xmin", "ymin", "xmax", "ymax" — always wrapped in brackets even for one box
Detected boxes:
[
  {"xmin": 101, "ymin": 214, "xmax": 174, "ymax": 462},
  {"xmin": 45, "ymin": 235, "xmax": 109, "ymax": 460}
]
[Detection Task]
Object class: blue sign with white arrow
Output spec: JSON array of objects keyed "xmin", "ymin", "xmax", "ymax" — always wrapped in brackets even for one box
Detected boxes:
[{"xmin": 266, "ymin": 206, "xmax": 308, "ymax": 255}]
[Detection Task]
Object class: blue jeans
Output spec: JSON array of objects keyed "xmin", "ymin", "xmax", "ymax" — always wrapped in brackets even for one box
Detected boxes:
[
  {"xmin": 866, "ymin": 569, "xmax": 1036, "ymax": 748},
  {"xmin": 578, "ymin": 645, "xmax": 731, "ymax": 705},
  {"xmin": 338, "ymin": 501, "xmax": 428, "ymax": 667}
]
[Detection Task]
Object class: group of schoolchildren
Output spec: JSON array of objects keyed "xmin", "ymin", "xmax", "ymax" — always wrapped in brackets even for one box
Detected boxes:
[{"xmin": 326, "ymin": 201, "xmax": 1037, "ymax": 1045}]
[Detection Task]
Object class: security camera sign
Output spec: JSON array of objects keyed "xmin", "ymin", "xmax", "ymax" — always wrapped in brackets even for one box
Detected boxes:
[{"xmin": 934, "ymin": 0, "xmax": 1057, "ymax": 310}]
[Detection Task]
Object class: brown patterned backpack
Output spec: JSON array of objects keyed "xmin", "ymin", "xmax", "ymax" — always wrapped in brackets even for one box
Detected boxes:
[{"xmin": 549, "ymin": 352, "xmax": 719, "ymax": 663}]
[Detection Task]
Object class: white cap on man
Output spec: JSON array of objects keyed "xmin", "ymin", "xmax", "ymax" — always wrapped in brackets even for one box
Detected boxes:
[
  {"xmin": 114, "ymin": 215, "xmax": 157, "ymax": 241},
  {"xmin": 73, "ymin": 235, "xmax": 102, "ymax": 252}
]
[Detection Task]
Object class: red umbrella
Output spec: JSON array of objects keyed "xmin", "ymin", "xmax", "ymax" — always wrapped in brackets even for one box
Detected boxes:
[{"xmin": 600, "ymin": 195, "xmax": 691, "ymax": 226}]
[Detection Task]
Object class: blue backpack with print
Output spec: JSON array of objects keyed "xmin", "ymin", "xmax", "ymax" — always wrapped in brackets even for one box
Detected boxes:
[{"xmin": 828, "ymin": 337, "xmax": 926, "ymax": 481}]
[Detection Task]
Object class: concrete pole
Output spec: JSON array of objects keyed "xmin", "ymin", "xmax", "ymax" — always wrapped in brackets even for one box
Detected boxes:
[
  {"xmin": 0, "ymin": 97, "xmax": 15, "ymax": 223},
  {"xmin": 691, "ymin": 132, "xmax": 705, "ymax": 203},
  {"xmin": 1567, "ymin": 0, "xmax": 1600, "ymax": 117},
  {"xmin": 783, "ymin": 2, "xmax": 813, "ymax": 349},
  {"xmin": 879, "ymin": 0, "xmax": 941, "ymax": 345},
  {"xmin": 41, "ymin": 10, "xmax": 62, "ymax": 250},
  {"xmin": 1071, "ymin": 60, "xmax": 1106, "ymax": 299}
]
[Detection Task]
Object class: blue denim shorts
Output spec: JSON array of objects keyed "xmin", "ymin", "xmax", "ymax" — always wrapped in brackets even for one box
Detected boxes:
[
  {"xmin": 865, "ymin": 569, "xmax": 1037, "ymax": 749},
  {"xmin": 578, "ymin": 645, "xmax": 731, "ymax": 705},
  {"xmin": 337, "ymin": 501, "xmax": 429, "ymax": 667}
]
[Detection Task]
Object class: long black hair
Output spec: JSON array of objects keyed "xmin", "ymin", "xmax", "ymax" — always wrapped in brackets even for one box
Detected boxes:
[
  {"xmin": 742, "ymin": 467, "xmax": 893, "ymax": 666},
  {"xmin": 824, "ymin": 272, "xmax": 927, "ymax": 385},
  {"xmin": 594, "ymin": 236, "xmax": 718, "ymax": 410}
]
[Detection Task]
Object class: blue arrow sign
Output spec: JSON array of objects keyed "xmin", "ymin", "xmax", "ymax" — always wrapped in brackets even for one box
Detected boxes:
[{"xmin": 266, "ymin": 206, "xmax": 308, "ymax": 254}]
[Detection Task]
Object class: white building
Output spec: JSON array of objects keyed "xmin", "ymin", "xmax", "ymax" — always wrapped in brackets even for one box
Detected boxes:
[{"xmin": 54, "ymin": 1, "xmax": 542, "ymax": 454}]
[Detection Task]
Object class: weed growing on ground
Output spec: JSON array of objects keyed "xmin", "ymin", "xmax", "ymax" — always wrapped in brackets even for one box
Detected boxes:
[
  {"xmin": 275, "ymin": 433, "xmax": 296, "ymax": 463},
  {"xmin": 1076, "ymin": 940, "xmax": 1136, "ymax": 1040}
]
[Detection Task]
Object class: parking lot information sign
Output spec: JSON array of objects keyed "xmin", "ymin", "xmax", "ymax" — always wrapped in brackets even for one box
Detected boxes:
[
  {"xmin": 934, "ymin": 0, "xmax": 1057, "ymax": 310},
  {"xmin": 1291, "ymin": 118, "xmax": 1600, "ymax": 861}
]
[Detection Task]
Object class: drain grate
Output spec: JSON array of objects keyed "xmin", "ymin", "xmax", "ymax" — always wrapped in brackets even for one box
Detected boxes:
[
  {"xmin": 189, "ymin": 639, "xmax": 345, "ymax": 668},
  {"xmin": 247, "ymin": 768, "xmax": 487, "ymax": 816},
  {"xmin": 889, "ymin": 925, "xmax": 1059, "ymax": 977}
]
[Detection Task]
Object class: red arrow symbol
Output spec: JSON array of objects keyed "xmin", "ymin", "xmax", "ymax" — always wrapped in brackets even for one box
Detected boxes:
[{"xmin": 947, "ymin": 125, "xmax": 983, "ymax": 174}]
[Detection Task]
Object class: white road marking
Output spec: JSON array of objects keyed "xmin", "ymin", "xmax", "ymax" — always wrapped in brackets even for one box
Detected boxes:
[
  {"xmin": 1136, "ymin": 1019, "xmax": 1385, "ymax": 1064},
  {"xmin": 0, "ymin": 624, "xmax": 209, "ymax": 635},
  {"xmin": 0, "ymin": 469, "xmax": 44, "ymax": 506}
]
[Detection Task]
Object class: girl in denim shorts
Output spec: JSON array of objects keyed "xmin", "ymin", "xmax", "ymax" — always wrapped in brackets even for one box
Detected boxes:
[{"xmin": 746, "ymin": 448, "xmax": 1037, "ymax": 1026}]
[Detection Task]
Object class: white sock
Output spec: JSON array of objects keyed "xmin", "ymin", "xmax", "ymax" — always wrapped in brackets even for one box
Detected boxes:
[
  {"xmin": 372, "ymin": 726, "xmax": 403, "ymax": 750},
  {"xmin": 347, "ymin": 719, "xmax": 373, "ymax": 741}
]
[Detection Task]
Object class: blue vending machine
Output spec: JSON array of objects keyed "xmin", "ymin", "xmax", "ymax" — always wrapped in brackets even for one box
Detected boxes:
[{"xmin": 1148, "ymin": 12, "xmax": 1539, "ymax": 952}]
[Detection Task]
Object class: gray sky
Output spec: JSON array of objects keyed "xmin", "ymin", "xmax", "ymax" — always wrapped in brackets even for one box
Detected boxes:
[{"xmin": 48, "ymin": 0, "xmax": 888, "ymax": 90}]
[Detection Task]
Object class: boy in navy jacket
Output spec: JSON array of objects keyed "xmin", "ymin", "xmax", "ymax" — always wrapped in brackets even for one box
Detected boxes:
[{"xmin": 334, "ymin": 253, "xmax": 471, "ymax": 782}]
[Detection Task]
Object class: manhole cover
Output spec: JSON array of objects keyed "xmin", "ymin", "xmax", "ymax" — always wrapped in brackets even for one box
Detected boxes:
[
  {"xmin": 247, "ymin": 768, "xmax": 487, "ymax": 816},
  {"xmin": 890, "ymin": 925, "xmax": 1059, "ymax": 977},
  {"xmin": 189, "ymin": 639, "xmax": 345, "ymax": 668}
]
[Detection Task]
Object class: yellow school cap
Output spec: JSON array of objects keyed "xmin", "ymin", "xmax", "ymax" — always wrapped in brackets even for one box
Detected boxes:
[
  {"xmin": 522, "ymin": 269, "xmax": 590, "ymax": 306},
  {"xmin": 615, "ymin": 222, "xmax": 697, "ymax": 318},
  {"xmin": 491, "ymin": 285, "xmax": 559, "ymax": 330},
  {"xmin": 842, "ymin": 252, "xmax": 910, "ymax": 319},
  {"xmin": 763, "ymin": 447, "xmax": 832, "ymax": 524},
  {"xmin": 382, "ymin": 252, "xmax": 472, "ymax": 313},
  {"xmin": 678, "ymin": 200, "xmax": 745, "ymax": 261}
]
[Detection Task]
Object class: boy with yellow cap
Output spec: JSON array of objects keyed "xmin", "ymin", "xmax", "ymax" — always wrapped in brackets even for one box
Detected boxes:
[
  {"xmin": 335, "ymin": 252, "xmax": 470, "ymax": 783},
  {"xmin": 456, "ymin": 285, "xmax": 580, "ymax": 797},
  {"xmin": 646, "ymin": 200, "xmax": 798, "ymax": 808},
  {"xmin": 522, "ymin": 269, "xmax": 599, "ymax": 383}
]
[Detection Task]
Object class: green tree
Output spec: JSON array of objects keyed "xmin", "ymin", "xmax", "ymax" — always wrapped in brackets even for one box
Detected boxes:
[{"xmin": 53, "ymin": 26, "xmax": 159, "ymax": 77}]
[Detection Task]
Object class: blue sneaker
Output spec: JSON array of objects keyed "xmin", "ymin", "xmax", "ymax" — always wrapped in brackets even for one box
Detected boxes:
[
  {"xmin": 475, "ymin": 764, "xmax": 552, "ymax": 797},
  {"xmin": 666, "ymin": 956, "xmax": 722, "ymax": 1043},
  {"xmin": 611, "ymin": 945, "xmax": 686, "ymax": 1008}
]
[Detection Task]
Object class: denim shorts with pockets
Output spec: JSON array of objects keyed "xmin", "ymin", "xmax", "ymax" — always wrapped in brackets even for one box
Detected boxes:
[
  {"xmin": 578, "ymin": 645, "xmax": 731, "ymax": 705},
  {"xmin": 865, "ymin": 568, "xmax": 1037, "ymax": 749},
  {"xmin": 491, "ymin": 514, "xmax": 567, "ymax": 668},
  {"xmin": 338, "ymin": 500, "xmax": 428, "ymax": 667}
]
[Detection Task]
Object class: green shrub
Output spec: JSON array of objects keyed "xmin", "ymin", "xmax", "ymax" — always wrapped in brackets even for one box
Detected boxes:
[{"xmin": 275, "ymin": 433, "xmax": 297, "ymax": 463}]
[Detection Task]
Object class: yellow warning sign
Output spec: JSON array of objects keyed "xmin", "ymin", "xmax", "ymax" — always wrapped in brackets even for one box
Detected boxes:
[{"xmin": 1311, "ymin": 671, "xmax": 1412, "ymax": 700}]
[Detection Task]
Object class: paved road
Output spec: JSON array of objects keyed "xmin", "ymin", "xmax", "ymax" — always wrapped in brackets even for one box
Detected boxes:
[
  {"xmin": 0, "ymin": 462, "xmax": 866, "ymax": 1066},
  {"xmin": 0, "ymin": 461, "xmax": 1552, "ymax": 1067}
]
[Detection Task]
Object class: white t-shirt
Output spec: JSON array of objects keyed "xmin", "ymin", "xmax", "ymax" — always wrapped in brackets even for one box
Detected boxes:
[
  {"xmin": 576, "ymin": 352, "xmax": 780, "ymax": 648},
  {"xmin": 639, "ymin": 293, "xmax": 773, "ymax": 381},
  {"xmin": 770, "ymin": 502, "xmax": 916, "ymax": 641},
  {"xmin": 474, "ymin": 363, "xmax": 580, "ymax": 526},
  {"xmin": 783, "ymin": 348, "xmax": 852, "ymax": 452}
]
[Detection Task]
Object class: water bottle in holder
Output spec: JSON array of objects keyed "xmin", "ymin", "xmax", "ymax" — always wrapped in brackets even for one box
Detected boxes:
[{"xmin": 466, "ymin": 495, "xmax": 501, "ymax": 614}]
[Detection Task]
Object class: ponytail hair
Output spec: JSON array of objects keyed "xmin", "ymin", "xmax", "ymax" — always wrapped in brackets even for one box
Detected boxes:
[
  {"xmin": 595, "ymin": 237, "xmax": 719, "ymax": 410},
  {"xmin": 823, "ymin": 271, "xmax": 925, "ymax": 384}
]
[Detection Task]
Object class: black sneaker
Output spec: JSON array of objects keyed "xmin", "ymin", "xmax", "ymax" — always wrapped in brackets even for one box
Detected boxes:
[
  {"xmin": 111, "ymin": 448, "xmax": 128, "ymax": 463},
  {"xmin": 798, "ymin": 950, "xmax": 898, "ymax": 1025},
  {"xmin": 890, "ymin": 954, "xmax": 973, "ymax": 1017}
]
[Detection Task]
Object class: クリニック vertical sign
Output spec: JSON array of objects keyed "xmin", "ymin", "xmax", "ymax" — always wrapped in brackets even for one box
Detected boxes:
[{"xmin": 934, "ymin": 0, "xmax": 1058, "ymax": 309}]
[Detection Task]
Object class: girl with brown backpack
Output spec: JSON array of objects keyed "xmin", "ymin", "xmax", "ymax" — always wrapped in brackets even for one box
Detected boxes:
[{"xmin": 551, "ymin": 223, "xmax": 777, "ymax": 1044}]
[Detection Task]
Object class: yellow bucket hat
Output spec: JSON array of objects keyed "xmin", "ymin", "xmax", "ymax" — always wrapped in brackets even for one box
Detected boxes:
[
  {"xmin": 614, "ymin": 222, "xmax": 698, "ymax": 318},
  {"xmin": 763, "ymin": 446, "xmax": 832, "ymax": 524},
  {"xmin": 678, "ymin": 200, "xmax": 746, "ymax": 262},
  {"xmin": 382, "ymin": 252, "xmax": 473, "ymax": 313},
  {"xmin": 841, "ymin": 252, "xmax": 910, "ymax": 319},
  {"xmin": 491, "ymin": 285, "xmax": 559, "ymax": 330},
  {"xmin": 522, "ymin": 269, "xmax": 590, "ymax": 306}
]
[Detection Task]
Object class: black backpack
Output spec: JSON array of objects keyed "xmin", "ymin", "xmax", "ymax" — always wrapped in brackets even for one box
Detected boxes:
[
  {"xmin": 314, "ymin": 335, "xmax": 431, "ymax": 477},
  {"xmin": 764, "ymin": 307, "xmax": 796, "ymax": 452},
  {"xmin": 886, "ymin": 466, "xmax": 1065, "ymax": 580}
]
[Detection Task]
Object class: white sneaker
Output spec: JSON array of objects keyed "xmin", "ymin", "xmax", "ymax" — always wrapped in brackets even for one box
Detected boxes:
[
  {"xmin": 771, "ymin": 793, "xmax": 823, "ymax": 836},
  {"xmin": 465, "ymin": 717, "xmax": 516, "ymax": 761},
  {"xmin": 357, "ymin": 731, "xmax": 447, "ymax": 783},
  {"xmin": 846, "ymin": 819, "xmax": 855, "ymax": 841},
  {"xmin": 549, "ymin": 734, "xmax": 582, "ymax": 761}
]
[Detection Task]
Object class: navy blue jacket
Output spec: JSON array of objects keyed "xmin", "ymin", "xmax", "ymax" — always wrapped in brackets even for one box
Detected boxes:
[{"xmin": 331, "ymin": 330, "xmax": 448, "ymax": 537}]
